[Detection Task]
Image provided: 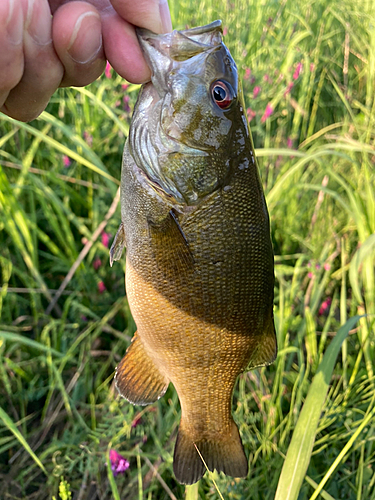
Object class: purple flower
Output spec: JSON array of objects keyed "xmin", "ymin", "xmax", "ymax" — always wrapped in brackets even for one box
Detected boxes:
[
  {"xmin": 261, "ymin": 103, "xmax": 273, "ymax": 123},
  {"xmin": 131, "ymin": 414, "xmax": 142, "ymax": 428},
  {"xmin": 284, "ymin": 82, "xmax": 294, "ymax": 97},
  {"xmin": 63, "ymin": 155, "xmax": 71, "ymax": 168},
  {"xmin": 244, "ymin": 68, "xmax": 251, "ymax": 80},
  {"xmin": 263, "ymin": 74, "xmax": 272, "ymax": 84},
  {"xmin": 83, "ymin": 131, "xmax": 93, "ymax": 147},
  {"xmin": 287, "ymin": 137, "xmax": 293, "ymax": 149},
  {"xmin": 123, "ymin": 95, "xmax": 131, "ymax": 113},
  {"xmin": 101, "ymin": 232, "xmax": 110, "ymax": 248},
  {"xmin": 293, "ymin": 62, "xmax": 302, "ymax": 80},
  {"xmin": 109, "ymin": 449, "xmax": 129, "ymax": 476},
  {"xmin": 319, "ymin": 297, "xmax": 332, "ymax": 316},
  {"xmin": 246, "ymin": 108, "xmax": 256, "ymax": 122},
  {"xmin": 105, "ymin": 61, "xmax": 112, "ymax": 79},
  {"xmin": 253, "ymin": 86, "xmax": 261, "ymax": 98},
  {"xmin": 93, "ymin": 258, "xmax": 102, "ymax": 270}
]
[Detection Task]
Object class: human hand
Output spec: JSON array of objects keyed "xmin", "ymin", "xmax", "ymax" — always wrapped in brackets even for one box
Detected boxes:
[{"xmin": 0, "ymin": 0, "xmax": 172, "ymax": 122}]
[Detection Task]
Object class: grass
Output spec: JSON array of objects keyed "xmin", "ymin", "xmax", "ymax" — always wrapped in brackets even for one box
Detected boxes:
[{"xmin": 0, "ymin": 0, "xmax": 374, "ymax": 498}]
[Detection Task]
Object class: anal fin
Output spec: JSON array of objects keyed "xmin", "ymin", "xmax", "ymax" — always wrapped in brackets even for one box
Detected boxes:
[{"xmin": 115, "ymin": 332, "xmax": 169, "ymax": 405}]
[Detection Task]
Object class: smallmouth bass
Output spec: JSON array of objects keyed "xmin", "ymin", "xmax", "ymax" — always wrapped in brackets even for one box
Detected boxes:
[{"xmin": 110, "ymin": 20, "xmax": 276, "ymax": 485}]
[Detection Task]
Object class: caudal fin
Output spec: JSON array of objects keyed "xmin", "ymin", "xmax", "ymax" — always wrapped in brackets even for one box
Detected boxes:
[{"xmin": 173, "ymin": 419, "xmax": 248, "ymax": 485}]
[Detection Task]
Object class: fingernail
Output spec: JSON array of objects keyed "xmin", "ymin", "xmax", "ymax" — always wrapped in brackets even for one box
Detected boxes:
[
  {"xmin": 26, "ymin": 0, "xmax": 52, "ymax": 45},
  {"xmin": 68, "ymin": 11, "xmax": 102, "ymax": 64},
  {"xmin": 159, "ymin": 0, "xmax": 172, "ymax": 33},
  {"xmin": 6, "ymin": 0, "xmax": 23, "ymax": 45}
]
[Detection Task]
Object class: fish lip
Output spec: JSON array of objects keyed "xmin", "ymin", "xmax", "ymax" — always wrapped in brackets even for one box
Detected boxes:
[
  {"xmin": 136, "ymin": 20, "xmax": 223, "ymax": 45},
  {"xmin": 136, "ymin": 21, "xmax": 224, "ymax": 79}
]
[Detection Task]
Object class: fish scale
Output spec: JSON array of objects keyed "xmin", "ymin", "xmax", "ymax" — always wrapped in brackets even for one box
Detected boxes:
[{"xmin": 110, "ymin": 20, "xmax": 276, "ymax": 485}]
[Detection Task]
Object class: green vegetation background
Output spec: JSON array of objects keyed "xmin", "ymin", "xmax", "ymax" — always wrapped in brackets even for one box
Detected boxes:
[{"xmin": 0, "ymin": 0, "xmax": 374, "ymax": 498}]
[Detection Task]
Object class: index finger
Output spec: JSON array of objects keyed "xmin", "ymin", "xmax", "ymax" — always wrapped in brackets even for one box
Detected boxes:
[
  {"xmin": 109, "ymin": 0, "xmax": 172, "ymax": 34},
  {"xmin": 101, "ymin": 0, "xmax": 172, "ymax": 84}
]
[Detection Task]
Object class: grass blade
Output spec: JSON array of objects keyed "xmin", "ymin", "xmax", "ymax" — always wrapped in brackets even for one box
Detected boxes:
[
  {"xmin": 0, "ymin": 405, "xmax": 47, "ymax": 475},
  {"xmin": 275, "ymin": 315, "xmax": 360, "ymax": 500}
]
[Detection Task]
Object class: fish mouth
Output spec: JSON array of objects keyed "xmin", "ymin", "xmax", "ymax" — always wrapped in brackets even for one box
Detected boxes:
[{"xmin": 136, "ymin": 21, "xmax": 224, "ymax": 91}]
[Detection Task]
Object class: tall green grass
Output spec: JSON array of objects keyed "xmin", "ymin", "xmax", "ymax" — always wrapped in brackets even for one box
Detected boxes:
[{"xmin": 0, "ymin": 0, "xmax": 374, "ymax": 498}]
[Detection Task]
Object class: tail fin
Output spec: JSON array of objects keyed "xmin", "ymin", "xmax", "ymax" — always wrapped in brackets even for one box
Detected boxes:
[{"xmin": 173, "ymin": 418, "xmax": 248, "ymax": 485}]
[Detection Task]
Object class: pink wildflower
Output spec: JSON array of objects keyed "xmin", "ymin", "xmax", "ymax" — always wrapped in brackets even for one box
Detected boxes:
[
  {"xmin": 123, "ymin": 95, "xmax": 131, "ymax": 113},
  {"xmin": 63, "ymin": 155, "xmax": 71, "ymax": 168},
  {"xmin": 261, "ymin": 103, "xmax": 273, "ymax": 123},
  {"xmin": 223, "ymin": 26, "xmax": 228, "ymax": 36},
  {"xmin": 263, "ymin": 74, "xmax": 272, "ymax": 83},
  {"xmin": 293, "ymin": 62, "xmax": 302, "ymax": 80},
  {"xmin": 308, "ymin": 272, "xmax": 314, "ymax": 279},
  {"xmin": 287, "ymin": 137, "xmax": 293, "ymax": 149},
  {"xmin": 131, "ymin": 415, "xmax": 142, "ymax": 428},
  {"xmin": 315, "ymin": 263, "xmax": 321, "ymax": 270},
  {"xmin": 101, "ymin": 232, "xmax": 110, "ymax": 248},
  {"xmin": 324, "ymin": 262, "xmax": 331, "ymax": 271},
  {"xmin": 93, "ymin": 258, "xmax": 102, "ymax": 270},
  {"xmin": 284, "ymin": 82, "xmax": 294, "ymax": 97},
  {"xmin": 109, "ymin": 449, "xmax": 129, "ymax": 476},
  {"xmin": 310, "ymin": 63, "xmax": 315, "ymax": 72},
  {"xmin": 83, "ymin": 131, "xmax": 93, "ymax": 147},
  {"xmin": 253, "ymin": 86, "xmax": 261, "ymax": 98},
  {"xmin": 246, "ymin": 108, "xmax": 256, "ymax": 122},
  {"xmin": 122, "ymin": 83, "xmax": 129, "ymax": 91},
  {"xmin": 105, "ymin": 61, "xmax": 112, "ymax": 79},
  {"xmin": 318, "ymin": 297, "xmax": 332, "ymax": 316},
  {"xmin": 98, "ymin": 281, "xmax": 106, "ymax": 294},
  {"xmin": 244, "ymin": 68, "xmax": 251, "ymax": 80}
]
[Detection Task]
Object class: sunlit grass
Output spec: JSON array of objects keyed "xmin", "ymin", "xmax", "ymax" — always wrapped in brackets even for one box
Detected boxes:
[{"xmin": 0, "ymin": 0, "xmax": 374, "ymax": 498}]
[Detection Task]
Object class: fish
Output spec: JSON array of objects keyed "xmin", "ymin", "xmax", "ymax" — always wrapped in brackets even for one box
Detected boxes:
[{"xmin": 110, "ymin": 20, "xmax": 276, "ymax": 485}]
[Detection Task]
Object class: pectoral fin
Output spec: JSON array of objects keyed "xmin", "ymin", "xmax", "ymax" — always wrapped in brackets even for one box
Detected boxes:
[
  {"xmin": 115, "ymin": 332, "xmax": 169, "ymax": 405},
  {"xmin": 109, "ymin": 222, "xmax": 126, "ymax": 267},
  {"xmin": 148, "ymin": 210, "xmax": 194, "ymax": 276},
  {"xmin": 247, "ymin": 312, "xmax": 277, "ymax": 370}
]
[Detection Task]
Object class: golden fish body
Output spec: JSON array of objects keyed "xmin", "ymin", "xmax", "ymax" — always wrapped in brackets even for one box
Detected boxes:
[{"xmin": 110, "ymin": 21, "xmax": 276, "ymax": 485}]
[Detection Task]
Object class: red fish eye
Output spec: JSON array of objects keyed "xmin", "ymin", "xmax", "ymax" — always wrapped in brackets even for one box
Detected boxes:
[{"xmin": 211, "ymin": 80, "xmax": 233, "ymax": 109}]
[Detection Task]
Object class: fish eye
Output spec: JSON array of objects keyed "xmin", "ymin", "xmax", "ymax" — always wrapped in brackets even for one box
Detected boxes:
[{"xmin": 210, "ymin": 80, "xmax": 234, "ymax": 109}]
